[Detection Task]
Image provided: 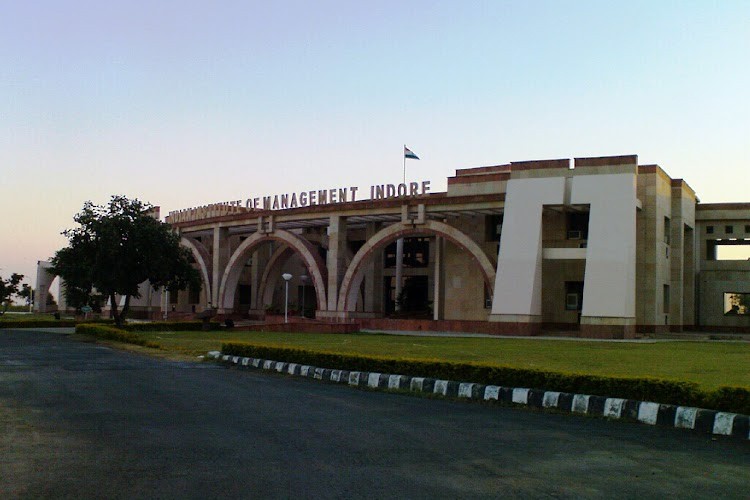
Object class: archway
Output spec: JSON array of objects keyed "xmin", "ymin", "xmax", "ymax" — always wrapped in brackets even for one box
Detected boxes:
[
  {"xmin": 217, "ymin": 230, "xmax": 327, "ymax": 312},
  {"xmin": 33, "ymin": 261, "xmax": 59, "ymax": 313},
  {"xmin": 337, "ymin": 220, "xmax": 496, "ymax": 312},
  {"xmin": 180, "ymin": 236, "xmax": 212, "ymax": 306},
  {"xmin": 258, "ymin": 245, "xmax": 295, "ymax": 310}
]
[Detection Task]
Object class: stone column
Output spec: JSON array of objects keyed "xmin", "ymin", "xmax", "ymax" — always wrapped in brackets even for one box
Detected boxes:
[
  {"xmin": 490, "ymin": 176, "xmax": 566, "ymax": 333},
  {"xmin": 433, "ymin": 236, "xmax": 443, "ymax": 321},
  {"xmin": 364, "ymin": 222, "xmax": 383, "ymax": 313},
  {"xmin": 249, "ymin": 249, "xmax": 266, "ymax": 312},
  {"xmin": 212, "ymin": 227, "xmax": 230, "ymax": 309},
  {"xmin": 326, "ymin": 216, "xmax": 348, "ymax": 312}
]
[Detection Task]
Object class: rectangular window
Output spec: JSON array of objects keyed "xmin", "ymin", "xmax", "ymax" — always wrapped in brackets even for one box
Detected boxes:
[
  {"xmin": 565, "ymin": 281, "xmax": 584, "ymax": 311},
  {"xmin": 724, "ymin": 292, "xmax": 749, "ymax": 315},
  {"xmin": 566, "ymin": 212, "xmax": 589, "ymax": 240},
  {"xmin": 726, "ymin": 225, "xmax": 734, "ymax": 234},
  {"xmin": 663, "ymin": 216, "xmax": 671, "ymax": 245},
  {"xmin": 663, "ymin": 284, "xmax": 670, "ymax": 313},
  {"xmin": 706, "ymin": 225, "xmax": 714, "ymax": 234},
  {"xmin": 485, "ymin": 214, "xmax": 503, "ymax": 242},
  {"xmin": 745, "ymin": 224, "xmax": 750, "ymax": 233},
  {"xmin": 238, "ymin": 284, "xmax": 252, "ymax": 305},
  {"xmin": 384, "ymin": 237, "xmax": 430, "ymax": 268},
  {"xmin": 189, "ymin": 285, "xmax": 200, "ymax": 304}
]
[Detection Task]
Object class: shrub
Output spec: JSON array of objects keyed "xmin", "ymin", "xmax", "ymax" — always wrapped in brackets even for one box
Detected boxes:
[
  {"xmin": 76, "ymin": 324, "xmax": 160, "ymax": 349},
  {"xmin": 0, "ymin": 319, "xmax": 114, "ymax": 329},
  {"xmin": 123, "ymin": 321, "xmax": 220, "ymax": 332},
  {"xmin": 220, "ymin": 342, "xmax": 749, "ymax": 414},
  {"xmin": 704, "ymin": 386, "xmax": 750, "ymax": 415}
]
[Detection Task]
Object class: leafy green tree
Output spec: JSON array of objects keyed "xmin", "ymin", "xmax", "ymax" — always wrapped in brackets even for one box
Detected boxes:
[
  {"xmin": 51, "ymin": 196, "xmax": 200, "ymax": 326},
  {"xmin": 0, "ymin": 273, "xmax": 24, "ymax": 314},
  {"xmin": 18, "ymin": 284, "xmax": 33, "ymax": 307}
]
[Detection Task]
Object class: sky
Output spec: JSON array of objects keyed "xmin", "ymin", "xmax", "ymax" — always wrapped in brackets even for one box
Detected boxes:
[{"xmin": 1, "ymin": 0, "xmax": 749, "ymax": 288}]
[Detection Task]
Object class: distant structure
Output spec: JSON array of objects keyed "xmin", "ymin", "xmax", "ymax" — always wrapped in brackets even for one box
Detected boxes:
[{"xmin": 37, "ymin": 154, "xmax": 750, "ymax": 337}]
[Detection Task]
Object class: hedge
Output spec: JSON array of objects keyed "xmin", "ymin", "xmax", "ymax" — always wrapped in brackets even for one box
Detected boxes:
[
  {"xmin": 0, "ymin": 319, "xmax": 115, "ymax": 329},
  {"xmin": 75, "ymin": 324, "xmax": 161, "ymax": 348},
  {"xmin": 221, "ymin": 342, "xmax": 750, "ymax": 415},
  {"xmin": 122, "ymin": 321, "xmax": 220, "ymax": 332}
]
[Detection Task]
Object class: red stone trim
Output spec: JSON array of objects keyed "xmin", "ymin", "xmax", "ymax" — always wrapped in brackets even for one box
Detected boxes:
[
  {"xmin": 574, "ymin": 154, "xmax": 637, "ymax": 167},
  {"xmin": 580, "ymin": 323, "xmax": 636, "ymax": 339},
  {"xmin": 455, "ymin": 164, "xmax": 511, "ymax": 176},
  {"xmin": 697, "ymin": 202, "xmax": 750, "ymax": 211},
  {"xmin": 511, "ymin": 158, "xmax": 570, "ymax": 171},
  {"xmin": 357, "ymin": 318, "xmax": 542, "ymax": 336},
  {"xmin": 447, "ymin": 172, "xmax": 510, "ymax": 185}
]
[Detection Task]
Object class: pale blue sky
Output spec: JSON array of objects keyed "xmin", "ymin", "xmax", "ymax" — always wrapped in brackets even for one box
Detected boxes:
[{"xmin": 1, "ymin": 1, "xmax": 749, "ymax": 284}]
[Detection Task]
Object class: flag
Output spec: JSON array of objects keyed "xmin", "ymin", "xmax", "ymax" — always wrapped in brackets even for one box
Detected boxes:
[{"xmin": 404, "ymin": 145, "xmax": 420, "ymax": 160}]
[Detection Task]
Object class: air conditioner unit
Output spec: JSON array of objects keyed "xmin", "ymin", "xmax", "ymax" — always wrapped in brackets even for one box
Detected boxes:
[{"xmin": 567, "ymin": 230, "xmax": 582, "ymax": 240}]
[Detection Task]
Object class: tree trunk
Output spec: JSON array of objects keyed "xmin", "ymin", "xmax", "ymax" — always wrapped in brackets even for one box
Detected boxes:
[
  {"xmin": 121, "ymin": 294, "xmax": 131, "ymax": 324},
  {"xmin": 109, "ymin": 293, "xmax": 121, "ymax": 327}
]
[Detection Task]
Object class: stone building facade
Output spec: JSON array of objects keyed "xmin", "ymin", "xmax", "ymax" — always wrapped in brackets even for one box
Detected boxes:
[{"xmin": 36, "ymin": 154, "xmax": 750, "ymax": 337}]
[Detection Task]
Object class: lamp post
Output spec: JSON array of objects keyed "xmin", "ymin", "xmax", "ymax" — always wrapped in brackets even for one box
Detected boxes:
[
  {"xmin": 282, "ymin": 273, "xmax": 293, "ymax": 323},
  {"xmin": 300, "ymin": 275, "xmax": 308, "ymax": 318}
]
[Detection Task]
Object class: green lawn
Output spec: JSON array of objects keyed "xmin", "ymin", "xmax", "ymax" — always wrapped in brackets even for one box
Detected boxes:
[
  {"xmin": 0, "ymin": 312, "xmax": 76, "ymax": 322},
  {"xmin": 139, "ymin": 330, "xmax": 750, "ymax": 390}
]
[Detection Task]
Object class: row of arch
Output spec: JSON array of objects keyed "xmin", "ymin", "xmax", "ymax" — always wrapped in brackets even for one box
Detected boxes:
[{"xmin": 181, "ymin": 220, "xmax": 497, "ymax": 315}]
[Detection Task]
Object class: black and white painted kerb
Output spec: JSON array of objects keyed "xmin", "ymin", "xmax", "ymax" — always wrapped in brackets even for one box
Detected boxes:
[{"xmin": 208, "ymin": 351, "xmax": 750, "ymax": 441}]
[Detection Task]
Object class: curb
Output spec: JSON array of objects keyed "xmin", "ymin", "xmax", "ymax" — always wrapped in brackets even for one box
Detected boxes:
[{"xmin": 207, "ymin": 351, "xmax": 750, "ymax": 441}]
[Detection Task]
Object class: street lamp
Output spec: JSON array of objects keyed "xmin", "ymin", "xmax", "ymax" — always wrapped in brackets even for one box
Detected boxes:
[
  {"xmin": 300, "ymin": 275, "xmax": 308, "ymax": 318},
  {"xmin": 282, "ymin": 273, "xmax": 293, "ymax": 323}
]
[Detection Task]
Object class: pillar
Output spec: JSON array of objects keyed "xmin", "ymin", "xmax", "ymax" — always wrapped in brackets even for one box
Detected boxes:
[
  {"xmin": 212, "ymin": 227, "xmax": 230, "ymax": 309},
  {"xmin": 326, "ymin": 216, "xmax": 347, "ymax": 311}
]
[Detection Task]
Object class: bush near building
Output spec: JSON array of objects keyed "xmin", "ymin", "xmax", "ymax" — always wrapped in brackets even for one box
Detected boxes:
[{"xmin": 222, "ymin": 342, "xmax": 750, "ymax": 415}]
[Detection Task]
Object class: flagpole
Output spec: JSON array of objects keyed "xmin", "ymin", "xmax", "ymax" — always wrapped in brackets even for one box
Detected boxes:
[
  {"xmin": 396, "ymin": 144, "xmax": 406, "ymax": 313},
  {"xmin": 403, "ymin": 144, "xmax": 406, "ymax": 184}
]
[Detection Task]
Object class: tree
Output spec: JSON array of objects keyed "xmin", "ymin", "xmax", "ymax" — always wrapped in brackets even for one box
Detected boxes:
[
  {"xmin": 0, "ymin": 273, "xmax": 24, "ymax": 314},
  {"xmin": 51, "ymin": 196, "xmax": 200, "ymax": 326},
  {"xmin": 18, "ymin": 284, "xmax": 33, "ymax": 308}
]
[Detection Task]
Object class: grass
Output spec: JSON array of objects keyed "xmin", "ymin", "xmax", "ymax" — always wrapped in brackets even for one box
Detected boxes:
[
  {"xmin": 135, "ymin": 330, "xmax": 750, "ymax": 390},
  {"xmin": 0, "ymin": 312, "xmax": 76, "ymax": 322}
]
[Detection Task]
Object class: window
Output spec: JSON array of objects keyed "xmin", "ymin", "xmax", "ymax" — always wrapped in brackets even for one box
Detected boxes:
[
  {"xmin": 485, "ymin": 214, "xmax": 503, "ymax": 242},
  {"xmin": 663, "ymin": 217, "xmax": 671, "ymax": 245},
  {"xmin": 384, "ymin": 237, "xmax": 430, "ymax": 268},
  {"xmin": 189, "ymin": 285, "xmax": 201, "ymax": 304},
  {"xmin": 726, "ymin": 225, "xmax": 734, "ymax": 234},
  {"xmin": 706, "ymin": 225, "xmax": 714, "ymax": 234},
  {"xmin": 724, "ymin": 292, "xmax": 749, "ymax": 315},
  {"xmin": 238, "ymin": 284, "xmax": 252, "ymax": 305},
  {"xmin": 566, "ymin": 212, "xmax": 589, "ymax": 240},
  {"xmin": 663, "ymin": 285, "xmax": 670, "ymax": 313},
  {"xmin": 745, "ymin": 224, "xmax": 750, "ymax": 233},
  {"xmin": 565, "ymin": 281, "xmax": 584, "ymax": 311}
]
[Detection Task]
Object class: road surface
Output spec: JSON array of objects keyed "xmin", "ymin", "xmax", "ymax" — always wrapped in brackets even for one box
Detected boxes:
[{"xmin": 0, "ymin": 329, "xmax": 747, "ymax": 498}]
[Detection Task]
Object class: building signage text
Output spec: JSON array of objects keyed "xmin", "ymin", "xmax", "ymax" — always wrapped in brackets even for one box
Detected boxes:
[{"xmin": 168, "ymin": 180, "xmax": 431, "ymax": 223}]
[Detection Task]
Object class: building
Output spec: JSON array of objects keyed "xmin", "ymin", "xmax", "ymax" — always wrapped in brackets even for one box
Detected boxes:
[{"xmin": 36, "ymin": 154, "xmax": 750, "ymax": 337}]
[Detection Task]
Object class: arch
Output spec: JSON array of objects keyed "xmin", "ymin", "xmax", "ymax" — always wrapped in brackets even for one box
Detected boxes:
[
  {"xmin": 180, "ymin": 236, "xmax": 212, "ymax": 304},
  {"xmin": 337, "ymin": 220, "xmax": 496, "ymax": 312},
  {"xmin": 218, "ymin": 230, "xmax": 327, "ymax": 312},
  {"xmin": 33, "ymin": 261, "xmax": 58, "ymax": 313},
  {"xmin": 258, "ymin": 245, "xmax": 295, "ymax": 309}
]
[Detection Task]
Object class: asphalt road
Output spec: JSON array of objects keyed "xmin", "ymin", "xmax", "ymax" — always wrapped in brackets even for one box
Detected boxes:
[{"xmin": 0, "ymin": 329, "xmax": 747, "ymax": 499}]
